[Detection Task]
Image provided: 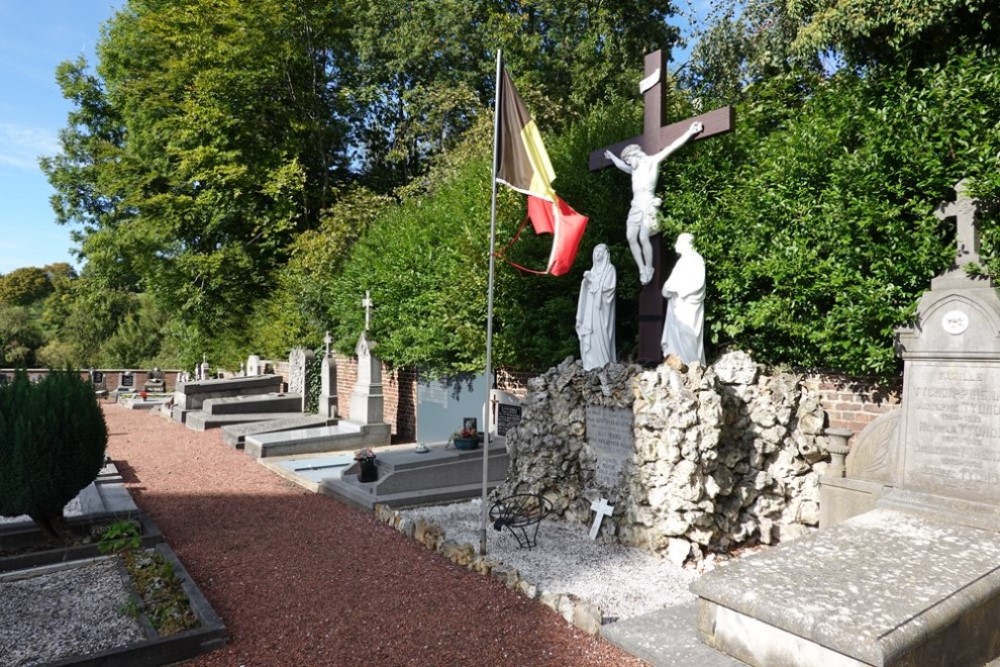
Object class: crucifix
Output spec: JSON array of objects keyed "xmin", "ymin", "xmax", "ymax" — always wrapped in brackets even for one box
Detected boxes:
[
  {"xmin": 361, "ymin": 291, "xmax": 373, "ymax": 331},
  {"xmin": 934, "ymin": 178, "xmax": 981, "ymax": 269},
  {"xmin": 589, "ymin": 497, "xmax": 614, "ymax": 540},
  {"xmin": 590, "ymin": 50, "xmax": 734, "ymax": 364},
  {"xmin": 323, "ymin": 330, "xmax": 332, "ymax": 358}
]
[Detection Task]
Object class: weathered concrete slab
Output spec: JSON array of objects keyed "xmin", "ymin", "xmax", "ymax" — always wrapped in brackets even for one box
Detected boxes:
[
  {"xmin": 173, "ymin": 375, "xmax": 283, "ymax": 413},
  {"xmin": 221, "ymin": 415, "xmax": 334, "ymax": 448},
  {"xmin": 601, "ymin": 602, "xmax": 745, "ymax": 667},
  {"xmin": 693, "ymin": 509, "xmax": 1000, "ymax": 666},
  {"xmin": 244, "ymin": 422, "xmax": 364, "ymax": 459},
  {"xmin": 200, "ymin": 393, "xmax": 302, "ymax": 415},
  {"xmin": 184, "ymin": 411, "xmax": 305, "ymax": 432}
]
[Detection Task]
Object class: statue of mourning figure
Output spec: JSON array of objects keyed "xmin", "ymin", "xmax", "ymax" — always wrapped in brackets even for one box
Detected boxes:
[
  {"xmin": 604, "ymin": 121, "xmax": 703, "ymax": 284},
  {"xmin": 576, "ymin": 244, "xmax": 617, "ymax": 371},
  {"xmin": 661, "ymin": 232, "xmax": 706, "ymax": 366}
]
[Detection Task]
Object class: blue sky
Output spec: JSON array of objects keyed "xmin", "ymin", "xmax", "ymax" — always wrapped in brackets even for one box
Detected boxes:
[{"xmin": 0, "ymin": 1, "xmax": 121, "ymax": 275}]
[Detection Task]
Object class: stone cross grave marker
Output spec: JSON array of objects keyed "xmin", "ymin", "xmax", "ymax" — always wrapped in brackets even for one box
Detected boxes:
[
  {"xmin": 361, "ymin": 291, "xmax": 373, "ymax": 331},
  {"xmin": 589, "ymin": 50, "xmax": 734, "ymax": 363},
  {"xmin": 589, "ymin": 498, "xmax": 614, "ymax": 539},
  {"xmin": 323, "ymin": 330, "xmax": 332, "ymax": 358},
  {"xmin": 934, "ymin": 178, "xmax": 981, "ymax": 269}
]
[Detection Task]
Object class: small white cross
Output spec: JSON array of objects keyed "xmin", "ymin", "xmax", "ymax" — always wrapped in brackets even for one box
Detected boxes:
[
  {"xmin": 323, "ymin": 330, "xmax": 332, "ymax": 358},
  {"xmin": 935, "ymin": 178, "xmax": 981, "ymax": 267},
  {"xmin": 361, "ymin": 291, "xmax": 373, "ymax": 331},
  {"xmin": 589, "ymin": 498, "xmax": 614, "ymax": 540}
]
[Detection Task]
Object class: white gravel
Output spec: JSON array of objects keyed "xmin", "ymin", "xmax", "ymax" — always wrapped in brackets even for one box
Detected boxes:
[
  {"xmin": 0, "ymin": 556, "xmax": 147, "ymax": 666},
  {"xmin": 398, "ymin": 499, "xmax": 702, "ymax": 622}
]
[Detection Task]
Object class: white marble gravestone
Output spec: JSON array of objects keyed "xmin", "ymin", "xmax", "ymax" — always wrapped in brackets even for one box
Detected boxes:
[{"xmin": 318, "ymin": 331, "xmax": 338, "ymax": 419}]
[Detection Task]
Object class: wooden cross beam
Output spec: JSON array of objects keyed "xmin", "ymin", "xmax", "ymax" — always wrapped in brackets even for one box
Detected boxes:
[{"xmin": 590, "ymin": 50, "xmax": 734, "ymax": 364}]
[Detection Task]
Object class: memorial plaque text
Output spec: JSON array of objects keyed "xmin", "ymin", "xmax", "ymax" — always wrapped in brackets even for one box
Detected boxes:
[{"xmin": 586, "ymin": 405, "xmax": 635, "ymax": 489}]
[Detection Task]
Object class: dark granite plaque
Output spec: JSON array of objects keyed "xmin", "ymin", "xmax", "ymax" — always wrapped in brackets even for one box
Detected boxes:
[
  {"xmin": 120, "ymin": 373, "xmax": 134, "ymax": 388},
  {"xmin": 91, "ymin": 371, "xmax": 104, "ymax": 385},
  {"xmin": 496, "ymin": 403, "xmax": 522, "ymax": 436},
  {"xmin": 902, "ymin": 361, "xmax": 1000, "ymax": 505},
  {"xmin": 586, "ymin": 405, "xmax": 635, "ymax": 489}
]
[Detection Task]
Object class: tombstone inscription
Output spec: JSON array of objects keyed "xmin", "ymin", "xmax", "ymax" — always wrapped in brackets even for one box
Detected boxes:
[
  {"xmin": 585, "ymin": 405, "xmax": 634, "ymax": 490},
  {"xmin": 496, "ymin": 403, "xmax": 523, "ymax": 437}
]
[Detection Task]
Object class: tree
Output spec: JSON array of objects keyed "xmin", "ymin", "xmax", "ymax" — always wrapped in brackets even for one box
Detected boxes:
[
  {"xmin": 43, "ymin": 0, "xmax": 355, "ymax": 359},
  {"xmin": 0, "ymin": 369, "xmax": 108, "ymax": 543},
  {"xmin": 344, "ymin": 0, "xmax": 682, "ymax": 190},
  {"xmin": 0, "ymin": 267, "xmax": 53, "ymax": 307},
  {"xmin": 0, "ymin": 306, "xmax": 44, "ymax": 367}
]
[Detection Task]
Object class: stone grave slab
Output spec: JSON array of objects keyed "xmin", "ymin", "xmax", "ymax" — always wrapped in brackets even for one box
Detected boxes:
[
  {"xmin": 276, "ymin": 455, "xmax": 355, "ymax": 483},
  {"xmin": 200, "ymin": 393, "xmax": 302, "ymax": 415},
  {"xmin": 244, "ymin": 422, "xmax": 364, "ymax": 459},
  {"xmin": 221, "ymin": 415, "xmax": 334, "ymax": 448}
]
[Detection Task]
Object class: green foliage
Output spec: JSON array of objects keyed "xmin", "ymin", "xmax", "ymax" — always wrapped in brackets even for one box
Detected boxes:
[
  {"xmin": 0, "ymin": 267, "xmax": 54, "ymax": 307},
  {"xmin": 663, "ymin": 47, "xmax": 1000, "ymax": 375},
  {"xmin": 0, "ymin": 306, "xmax": 44, "ymax": 367},
  {"xmin": 305, "ymin": 351, "xmax": 322, "ymax": 414},
  {"xmin": 345, "ymin": 0, "xmax": 681, "ymax": 189},
  {"xmin": 314, "ymin": 101, "xmax": 639, "ymax": 375},
  {"xmin": 0, "ymin": 370, "xmax": 108, "ymax": 539},
  {"xmin": 97, "ymin": 519, "xmax": 142, "ymax": 554}
]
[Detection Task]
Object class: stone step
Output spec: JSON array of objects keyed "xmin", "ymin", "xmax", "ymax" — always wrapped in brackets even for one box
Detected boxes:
[
  {"xmin": 185, "ymin": 411, "xmax": 305, "ymax": 432},
  {"xmin": 221, "ymin": 415, "xmax": 336, "ymax": 448},
  {"xmin": 600, "ymin": 602, "xmax": 746, "ymax": 667},
  {"xmin": 200, "ymin": 393, "xmax": 302, "ymax": 415}
]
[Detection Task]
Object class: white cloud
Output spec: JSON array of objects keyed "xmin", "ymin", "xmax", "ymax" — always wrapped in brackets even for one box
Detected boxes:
[{"xmin": 0, "ymin": 122, "xmax": 59, "ymax": 171}]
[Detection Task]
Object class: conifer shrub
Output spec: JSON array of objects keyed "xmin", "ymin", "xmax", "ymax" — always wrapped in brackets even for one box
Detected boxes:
[{"xmin": 0, "ymin": 369, "xmax": 108, "ymax": 541}]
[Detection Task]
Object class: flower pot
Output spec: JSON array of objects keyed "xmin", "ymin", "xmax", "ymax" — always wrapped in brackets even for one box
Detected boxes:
[
  {"xmin": 357, "ymin": 458, "xmax": 378, "ymax": 482},
  {"xmin": 453, "ymin": 437, "xmax": 478, "ymax": 451}
]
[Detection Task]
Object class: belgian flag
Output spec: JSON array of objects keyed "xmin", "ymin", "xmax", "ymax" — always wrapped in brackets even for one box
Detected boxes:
[{"xmin": 495, "ymin": 68, "xmax": 587, "ymax": 277}]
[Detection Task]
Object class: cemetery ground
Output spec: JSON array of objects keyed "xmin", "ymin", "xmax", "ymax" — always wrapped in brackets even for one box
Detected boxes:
[{"xmin": 82, "ymin": 401, "xmax": 662, "ymax": 666}]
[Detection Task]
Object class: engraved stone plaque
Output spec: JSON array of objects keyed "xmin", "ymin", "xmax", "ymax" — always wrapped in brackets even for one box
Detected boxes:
[
  {"xmin": 902, "ymin": 361, "xmax": 1000, "ymax": 505},
  {"xmin": 496, "ymin": 403, "xmax": 522, "ymax": 436},
  {"xmin": 586, "ymin": 405, "xmax": 635, "ymax": 490}
]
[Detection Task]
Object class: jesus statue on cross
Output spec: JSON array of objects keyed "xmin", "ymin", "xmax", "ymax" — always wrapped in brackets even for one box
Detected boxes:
[{"xmin": 604, "ymin": 121, "xmax": 704, "ymax": 284}]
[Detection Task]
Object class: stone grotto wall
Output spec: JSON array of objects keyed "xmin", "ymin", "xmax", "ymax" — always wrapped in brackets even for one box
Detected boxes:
[{"xmin": 493, "ymin": 351, "xmax": 832, "ymax": 565}]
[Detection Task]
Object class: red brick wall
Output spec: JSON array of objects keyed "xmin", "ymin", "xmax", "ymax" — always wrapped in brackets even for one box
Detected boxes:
[
  {"xmin": 809, "ymin": 373, "xmax": 903, "ymax": 436},
  {"xmin": 0, "ymin": 368, "xmax": 180, "ymax": 392}
]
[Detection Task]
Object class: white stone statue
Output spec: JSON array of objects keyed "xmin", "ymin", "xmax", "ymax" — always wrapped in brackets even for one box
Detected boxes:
[
  {"xmin": 604, "ymin": 121, "xmax": 704, "ymax": 284},
  {"xmin": 576, "ymin": 244, "xmax": 617, "ymax": 371},
  {"xmin": 661, "ymin": 232, "xmax": 706, "ymax": 365}
]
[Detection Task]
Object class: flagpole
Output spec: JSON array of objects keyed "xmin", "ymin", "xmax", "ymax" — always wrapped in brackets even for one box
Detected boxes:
[{"xmin": 480, "ymin": 48, "xmax": 503, "ymax": 556}]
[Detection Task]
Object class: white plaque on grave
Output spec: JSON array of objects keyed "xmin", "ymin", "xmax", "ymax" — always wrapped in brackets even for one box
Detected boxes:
[{"xmin": 586, "ymin": 405, "xmax": 634, "ymax": 489}]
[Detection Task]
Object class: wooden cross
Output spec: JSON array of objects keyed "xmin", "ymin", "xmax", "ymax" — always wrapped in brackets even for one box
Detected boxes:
[
  {"xmin": 323, "ymin": 330, "xmax": 332, "ymax": 358},
  {"xmin": 934, "ymin": 178, "xmax": 981, "ymax": 268},
  {"xmin": 589, "ymin": 497, "xmax": 614, "ymax": 540},
  {"xmin": 590, "ymin": 50, "xmax": 734, "ymax": 363},
  {"xmin": 361, "ymin": 291, "xmax": 373, "ymax": 331}
]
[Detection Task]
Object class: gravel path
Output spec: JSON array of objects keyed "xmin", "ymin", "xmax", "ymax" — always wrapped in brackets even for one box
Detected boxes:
[{"xmin": 102, "ymin": 404, "xmax": 648, "ymax": 667}]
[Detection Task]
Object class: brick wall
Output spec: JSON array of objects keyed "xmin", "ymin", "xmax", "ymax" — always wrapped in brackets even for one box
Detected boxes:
[
  {"xmin": 0, "ymin": 368, "xmax": 181, "ymax": 392},
  {"xmin": 808, "ymin": 372, "xmax": 903, "ymax": 437}
]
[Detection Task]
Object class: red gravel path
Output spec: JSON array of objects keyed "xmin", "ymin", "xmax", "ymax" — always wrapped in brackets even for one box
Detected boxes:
[{"xmin": 103, "ymin": 404, "xmax": 646, "ymax": 667}]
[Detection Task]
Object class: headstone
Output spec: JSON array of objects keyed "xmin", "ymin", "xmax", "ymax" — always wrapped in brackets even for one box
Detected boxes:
[
  {"xmin": 197, "ymin": 355, "xmax": 209, "ymax": 381},
  {"xmin": 246, "ymin": 355, "xmax": 262, "ymax": 377},
  {"xmin": 288, "ymin": 347, "xmax": 315, "ymax": 412},
  {"xmin": 119, "ymin": 372, "xmax": 135, "ymax": 389},
  {"xmin": 89, "ymin": 369, "xmax": 106, "ymax": 391},
  {"xmin": 350, "ymin": 332, "xmax": 383, "ymax": 425},
  {"xmin": 492, "ymin": 389, "xmax": 523, "ymax": 437},
  {"xmin": 143, "ymin": 368, "xmax": 165, "ymax": 392},
  {"xmin": 318, "ymin": 331, "xmax": 337, "ymax": 419},
  {"xmin": 585, "ymin": 405, "xmax": 634, "ymax": 491},
  {"xmin": 589, "ymin": 498, "xmax": 614, "ymax": 539},
  {"xmin": 416, "ymin": 371, "xmax": 491, "ymax": 443}
]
